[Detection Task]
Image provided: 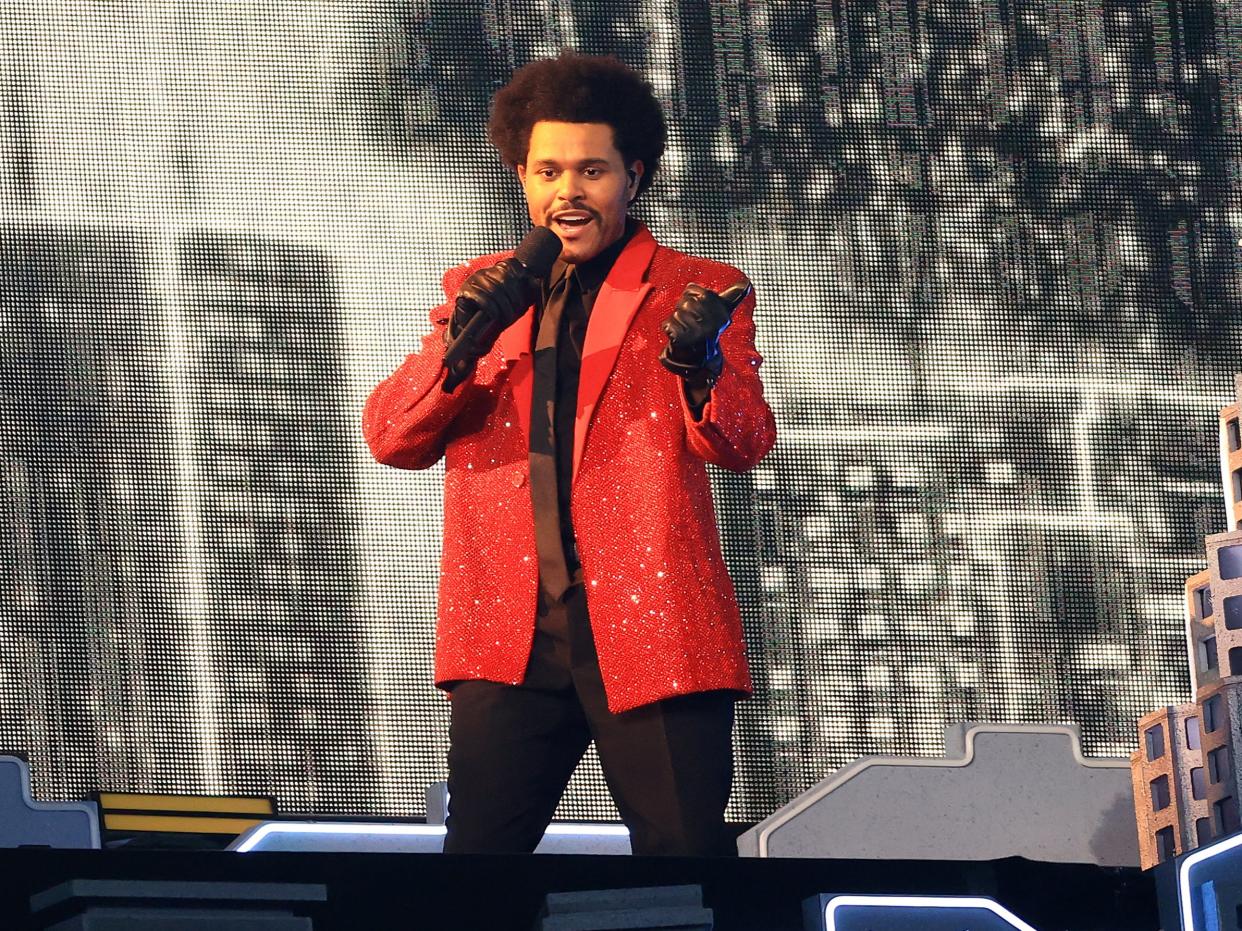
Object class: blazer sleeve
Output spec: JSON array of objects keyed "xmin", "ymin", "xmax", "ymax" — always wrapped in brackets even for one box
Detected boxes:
[
  {"xmin": 678, "ymin": 283, "xmax": 777, "ymax": 472},
  {"xmin": 361, "ymin": 265, "xmax": 479, "ymax": 470}
]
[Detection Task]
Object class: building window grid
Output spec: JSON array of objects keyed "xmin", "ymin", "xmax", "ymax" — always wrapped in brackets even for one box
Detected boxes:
[
  {"xmin": 1208, "ymin": 747, "xmax": 1231, "ymax": 785},
  {"xmin": 1145, "ymin": 723, "xmax": 1165, "ymax": 761},
  {"xmin": 1195, "ymin": 816, "xmax": 1213, "ymax": 845},
  {"xmin": 1213, "ymin": 797, "xmax": 1240, "ymax": 835},
  {"xmin": 1219, "ymin": 544, "xmax": 1242, "ymax": 580},
  {"xmin": 1204, "ymin": 695, "xmax": 1222, "ymax": 733},
  {"xmin": 1225, "ymin": 595, "xmax": 1242, "ymax": 630},
  {"xmin": 1197, "ymin": 586, "xmax": 1214, "ymax": 620},
  {"xmin": 1151, "ymin": 774, "xmax": 1171, "ymax": 812},
  {"xmin": 1202, "ymin": 637, "xmax": 1219, "ymax": 673},
  {"xmin": 1155, "ymin": 825, "xmax": 1177, "ymax": 863},
  {"xmin": 1230, "ymin": 645, "xmax": 1242, "ymax": 677},
  {"xmin": 1186, "ymin": 715, "xmax": 1201, "ymax": 750},
  {"xmin": 1192, "ymin": 766, "xmax": 1207, "ymax": 800}
]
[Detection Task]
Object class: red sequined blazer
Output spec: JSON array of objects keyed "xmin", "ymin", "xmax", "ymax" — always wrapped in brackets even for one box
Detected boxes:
[{"xmin": 363, "ymin": 224, "xmax": 776, "ymax": 712}]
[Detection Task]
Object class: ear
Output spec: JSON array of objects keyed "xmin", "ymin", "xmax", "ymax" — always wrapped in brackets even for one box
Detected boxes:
[
  {"xmin": 516, "ymin": 163, "xmax": 527, "ymax": 184},
  {"xmin": 626, "ymin": 160, "xmax": 644, "ymax": 201}
]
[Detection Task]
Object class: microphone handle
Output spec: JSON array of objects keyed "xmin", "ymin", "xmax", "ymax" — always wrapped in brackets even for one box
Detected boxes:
[
  {"xmin": 442, "ymin": 295, "xmax": 498, "ymax": 391},
  {"xmin": 440, "ymin": 245, "xmax": 555, "ymax": 392}
]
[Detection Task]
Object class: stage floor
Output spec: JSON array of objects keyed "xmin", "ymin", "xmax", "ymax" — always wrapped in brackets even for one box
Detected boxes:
[{"xmin": 1, "ymin": 847, "xmax": 1157, "ymax": 930}]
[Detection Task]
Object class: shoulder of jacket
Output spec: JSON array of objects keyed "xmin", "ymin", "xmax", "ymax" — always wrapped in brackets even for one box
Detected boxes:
[{"xmin": 649, "ymin": 244, "xmax": 746, "ymax": 289}]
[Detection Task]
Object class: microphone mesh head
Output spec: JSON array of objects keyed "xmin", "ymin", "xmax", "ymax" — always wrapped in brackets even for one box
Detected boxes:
[{"xmin": 514, "ymin": 226, "xmax": 563, "ymax": 278}]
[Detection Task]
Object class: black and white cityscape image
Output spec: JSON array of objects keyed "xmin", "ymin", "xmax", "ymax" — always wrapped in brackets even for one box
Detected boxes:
[{"xmin": 1, "ymin": 0, "xmax": 1240, "ymax": 823}]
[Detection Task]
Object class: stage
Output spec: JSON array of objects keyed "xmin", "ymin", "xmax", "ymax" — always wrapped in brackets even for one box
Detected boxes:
[
  {"xmin": 6, "ymin": 4, "xmax": 1242, "ymax": 930},
  {"xmin": 1, "ymin": 847, "xmax": 1157, "ymax": 930}
]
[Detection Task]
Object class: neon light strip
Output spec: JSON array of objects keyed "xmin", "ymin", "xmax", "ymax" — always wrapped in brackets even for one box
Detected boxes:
[
  {"xmin": 544, "ymin": 824, "xmax": 630, "ymax": 836},
  {"xmin": 234, "ymin": 821, "xmax": 630, "ymax": 853},
  {"xmin": 1178, "ymin": 832, "xmax": 1242, "ymax": 931},
  {"xmin": 823, "ymin": 894, "xmax": 1041, "ymax": 931}
]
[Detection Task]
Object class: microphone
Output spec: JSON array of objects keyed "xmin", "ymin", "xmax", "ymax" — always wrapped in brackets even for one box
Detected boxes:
[{"xmin": 442, "ymin": 226, "xmax": 563, "ymax": 391}]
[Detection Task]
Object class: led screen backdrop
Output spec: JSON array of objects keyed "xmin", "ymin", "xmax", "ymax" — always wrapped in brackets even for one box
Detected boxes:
[{"xmin": 1, "ymin": 0, "xmax": 1241, "ymax": 823}]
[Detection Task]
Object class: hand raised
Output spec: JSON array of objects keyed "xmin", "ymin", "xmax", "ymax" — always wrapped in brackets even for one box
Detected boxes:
[{"xmin": 659, "ymin": 280, "xmax": 751, "ymax": 387}]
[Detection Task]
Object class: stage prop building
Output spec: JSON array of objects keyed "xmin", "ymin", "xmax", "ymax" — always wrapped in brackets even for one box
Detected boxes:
[{"xmin": 1132, "ymin": 376, "xmax": 1242, "ymax": 869}]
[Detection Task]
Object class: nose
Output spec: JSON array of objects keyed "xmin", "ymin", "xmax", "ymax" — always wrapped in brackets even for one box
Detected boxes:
[{"xmin": 556, "ymin": 171, "xmax": 583, "ymax": 202}]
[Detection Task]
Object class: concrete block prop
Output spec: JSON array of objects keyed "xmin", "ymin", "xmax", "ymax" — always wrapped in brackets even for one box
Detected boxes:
[
  {"xmin": 0, "ymin": 756, "xmax": 99, "ymax": 849},
  {"xmin": 739, "ymin": 723, "xmax": 1138, "ymax": 866},
  {"xmin": 425, "ymin": 780, "xmax": 449, "ymax": 825}
]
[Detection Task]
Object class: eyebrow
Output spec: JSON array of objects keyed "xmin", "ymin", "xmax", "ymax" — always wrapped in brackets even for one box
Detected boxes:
[{"xmin": 530, "ymin": 158, "xmax": 611, "ymax": 168}]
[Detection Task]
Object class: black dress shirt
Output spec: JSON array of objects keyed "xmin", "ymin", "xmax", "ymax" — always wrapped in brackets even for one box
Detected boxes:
[{"xmin": 524, "ymin": 220, "xmax": 636, "ymax": 687}]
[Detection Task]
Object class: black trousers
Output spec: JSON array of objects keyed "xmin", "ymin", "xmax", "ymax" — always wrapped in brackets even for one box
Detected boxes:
[{"xmin": 442, "ymin": 586, "xmax": 737, "ymax": 856}]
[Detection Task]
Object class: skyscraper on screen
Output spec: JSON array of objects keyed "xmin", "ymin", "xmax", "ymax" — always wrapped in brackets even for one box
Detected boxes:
[
  {"xmin": 178, "ymin": 231, "xmax": 377, "ymax": 810},
  {"xmin": 0, "ymin": 225, "xmax": 196, "ymax": 797}
]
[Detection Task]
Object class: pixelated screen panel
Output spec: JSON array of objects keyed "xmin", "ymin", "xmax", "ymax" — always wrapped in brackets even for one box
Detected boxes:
[{"xmin": 0, "ymin": 1, "xmax": 1239, "ymax": 822}]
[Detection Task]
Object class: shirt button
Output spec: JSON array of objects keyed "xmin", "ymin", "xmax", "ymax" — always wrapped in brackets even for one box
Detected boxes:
[{"xmin": 512, "ymin": 471, "xmax": 527, "ymax": 488}]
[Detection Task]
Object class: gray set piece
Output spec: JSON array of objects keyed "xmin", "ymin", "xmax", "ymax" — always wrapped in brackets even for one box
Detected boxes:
[
  {"xmin": 0, "ymin": 755, "xmax": 98, "ymax": 850},
  {"xmin": 739, "ymin": 722, "xmax": 1138, "ymax": 866}
]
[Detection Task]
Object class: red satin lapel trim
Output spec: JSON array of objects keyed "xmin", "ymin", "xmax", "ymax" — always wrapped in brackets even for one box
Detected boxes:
[
  {"xmin": 573, "ymin": 225, "xmax": 659, "ymax": 483},
  {"xmin": 496, "ymin": 308, "xmax": 534, "ymax": 362}
]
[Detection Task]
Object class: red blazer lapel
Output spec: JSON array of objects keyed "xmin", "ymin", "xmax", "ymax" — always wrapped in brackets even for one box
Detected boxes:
[
  {"xmin": 496, "ymin": 308, "xmax": 535, "ymax": 444},
  {"xmin": 573, "ymin": 224, "xmax": 658, "ymax": 483}
]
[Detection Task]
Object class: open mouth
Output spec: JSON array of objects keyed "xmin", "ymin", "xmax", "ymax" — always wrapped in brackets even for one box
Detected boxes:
[{"xmin": 553, "ymin": 211, "xmax": 594, "ymax": 232}]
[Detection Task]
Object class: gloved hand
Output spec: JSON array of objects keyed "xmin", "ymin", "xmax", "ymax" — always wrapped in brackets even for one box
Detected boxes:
[
  {"xmin": 441, "ymin": 259, "xmax": 541, "ymax": 392},
  {"xmin": 659, "ymin": 280, "xmax": 751, "ymax": 388},
  {"xmin": 446, "ymin": 259, "xmax": 539, "ymax": 357}
]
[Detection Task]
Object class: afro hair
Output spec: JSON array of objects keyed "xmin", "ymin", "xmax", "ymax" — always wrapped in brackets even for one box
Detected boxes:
[{"xmin": 488, "ymin": 51, "xmax": 667, "ymax": 199}]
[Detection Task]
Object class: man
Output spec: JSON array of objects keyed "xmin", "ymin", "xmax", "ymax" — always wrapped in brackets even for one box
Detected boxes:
[{"xmin": 363, "ymin": 51, "xmax": 775, "ymax": 856}]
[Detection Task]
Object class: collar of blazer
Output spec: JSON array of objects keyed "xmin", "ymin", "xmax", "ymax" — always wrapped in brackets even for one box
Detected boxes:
[{"xmin": 495, "ymin": 222, "xmax": 658, "ymax": 485}]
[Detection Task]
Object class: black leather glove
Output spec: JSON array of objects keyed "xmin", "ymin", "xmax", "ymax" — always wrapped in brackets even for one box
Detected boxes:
[
  {"xmin": 659, "ymin": 280, "xmax": 751, "ymax": 388},
  {"xmin": 441, "ymin": 259, "xmax": 540, "ymax": 392},
  {"xmin": 446, "ymin": 259, "xmax": 539, "ymax": 358}
]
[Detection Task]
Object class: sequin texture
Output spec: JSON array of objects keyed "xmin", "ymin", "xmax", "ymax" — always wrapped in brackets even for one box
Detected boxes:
[{"xmin": 362, "ymin": 227, "xmax": 777, "ymax": 713}]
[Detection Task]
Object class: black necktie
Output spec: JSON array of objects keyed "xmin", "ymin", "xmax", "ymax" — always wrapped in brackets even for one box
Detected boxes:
[{"xmin": 529, "ymin": 271, "xmax": 575, "ymax": 600}]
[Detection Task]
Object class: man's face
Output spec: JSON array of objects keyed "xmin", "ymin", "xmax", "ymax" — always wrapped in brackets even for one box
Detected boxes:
[{"xmin": 517, "ymin": 121, "xmax": 643, "ymax": 265}]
